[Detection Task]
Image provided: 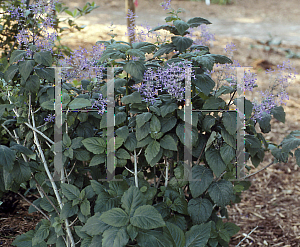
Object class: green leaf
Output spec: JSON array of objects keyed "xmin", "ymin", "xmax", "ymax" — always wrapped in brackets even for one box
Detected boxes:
[
  {"xmin": 34, "ymin": 51, "xmax": 52, "ymax": 66},
  {"xmin": 136, "ymin": 112, "xmax": 152, "ymax": 128},
  {"xmin": 185, "ymin": 222, "xmax": 211, "ymax": 247},
  {"xmin": 208, "ymin": 180, "xmax": 234, "ymax": 207},
  {"xmin": 192, "ymin": 73, "xmax": 215, "ymax": 96},
  {"xmin": 271, "ymin": 106, "xmax": 285, "ymax": 123},
  {"xmin": 60, "ymin": 201, "xmax": 78, "ymax": 219},
  {"xmin": 0, "ymin": 145, "xmax": 15, "ymax": 172},
  {"xmin": 223, "ymin": 222, "xmax": 240, "ymax": 237},
  {"xmin": 115, "ymin": 112, "xmax": 127, "ymax": 126},
  {"xmin": 187, "ymin": 17, "xmax": 211, "ymax": 28},
  {"xmin": 116, "ymin": 148, "xmax": 131, "ymax": 159},
  {"xmin": 160, "ymin": 102, "xmax": 178, "ymax": 117},
  {"xmin": 127, "ymin": 224, "xmax": 138, "ymax": 241},
  {"xmin": 257, "ymin": 113, "xmax": 272, "ymax": 133},
  {"xmin": 160, "ymin": 134, "xmax": 177, "ymax": 151},
  {"xmin": 145, "ymin": 140, "xmax": 160, "ymax": 164},
  {"xmin": 209, "ymin": 54, "xmax": 232, "ymax": 65},
  {"xmin": 192, "ymin": 55, "xmax": 214, "ymax": 71},
  {"xmin": 82, "ymin": 137, "xmax": 106, "ymax": 154},
  {"xmin": 32, "ymin": 223, "xmax": 50, "ymax": 246},
  {"xmin": 10, "ymin": 50, "xmax": 27, "ymax": 64},
  {"xmin": 281, "ymin": 131, "xmax": 300, "ymax": 152},
  {"xmin": 4, "ymin": 64, "xmax": 18, "ymax": 82},
  {"xmin": 132, "ymin": 42, "xmax": 156, "ymax": 54},
  {"xmin": 150, "ymin": 115, "xmax": 161, "ymax": 133},
  {"xmin": 136, "ymin": 122, "xmax": 150, "ymax": 141},
  {"xmin": 153, "ymin": 43, "xmax": 176, "ymax": 58},
  {"xmin": 35, "ymin": 67, "xmax": 55, "ymax": 82},
  {"xmin": 124, "ymin": 132, "xmax": 137, "ymax": 151},
  {"xmin": 222, "ymin": 112, "xmax": 236, "ymax": 135},
  {"xmin": 160, "ymin": 116, "xmax": 177, "ymax": 133},
  {"xmin": 188, "ymin": 198, "xmax": 213, "ymax": 224},
  {"xmin": 174, "ymin": 20, "xmax": 189, "ymax": 36},
  {"xmin": 116, "ymin": 126, "xmax": 129, "ymax": 140},
  {"xmin": 12, "ymin": 230, "xmax": 34, "ymax": 247},
  {"xmin": 124, "ymin": 60, "xmax": 146, "ymax": 80},
  {"xmin": 171, "ymin": 36, "xmax": 193, "ymax": 53},
  {"xmin": 151, "ymin": 24, "xmax": 180, "ymax": 35},
  {"xmin": 215, "ymin": 85, "xmax": 235, "ymax": 98},
  {"xmin": 244, "ymin": 98, "xmax": 253, "ymax": 119},
  {"xmin": 121, "ymin": 186, "xmax": 145, "ymax": 217},
  {"xmin": 81, "ymin": 198, "xmax": 91, "ymax": 216},
  {"xmin": 121, "ymin": 91, "xmax": 142, "ymax": 104},
  {"xmin": 176, "ymin": 123, "xmax": 198, "ymax": 147},
  {"xmin": 190, "ymin": 165, "xmax": 214, "ymax": 198},
  {"xmin": 61, "ymin": 183, "xmax": 80, "ymax": 200},
  {"xmin": 10, "ymin": 144, "xmax": 33, "ymax": 156},
  {"xmin": 203, "ymin": 97, "xmax": 226, "ymax": 110},
  {"xmin": 81, "ymin": 213, "xmax": 111, "ymax": 236},
  {"xmin": 221, "ymin": 128, "xmax": 236, "ymax": 148},
  {"xmin": 90, "ymin": 235, "xmax": 103, "ymax": 247},
  {"xmin": 12, "ymin": 161, "xmax": 31, "ymax": 184},
  {"xmin": 130, "ymin": 205, "xmax": 165, "ymax": 229},
  {"xmin": 149, "ymin": 147, "xmax": 163, "ymax": 167},
  {"xmin": 19, "ymin": 60, "xmax": 35, "ymax": 81},
  {"xmin": 163, "ymin": 222, "xmax": 185, "ymax": 247},
  {"xmin": 205, "ymin": 149, "xmax": 227, "ymax": 177},
  {"xmin": 68, "ymin": 98, "xmax": 91, "ymax": 109},
  {"xmin": 202, "ymin": 115, "xmax": 216, "ymax": 132},
  {"xmin": 41, "ymin": 100, "xmax": 54, "ymax": 110},
  {"xmin": 220, "ymin": 143, "xmax": 236, "ymax": 165},
  {"xmin": 170, "ymin": 197, "xmax": 188, "ymax": 215},
  {"xmin": 295, "ymin": 149, "xmax": 300, "ymax": 167},
  {"xmin": 100, "ymin": 208, "xmax": 129, "ymax": 227},
  {"xmin": 136, "ymin": 229, "xmax": 172, "ymax": 247},
  {"xmin": 126, "ymin": 48, "xmax": 145, "ymax": 58},
  {"xmin": 245, "ymin": 135, "xmax": 261, "ymax": 149},
  {"xmin": 102, "ymin": 227, "xmax": 129, "ymax": 247}
]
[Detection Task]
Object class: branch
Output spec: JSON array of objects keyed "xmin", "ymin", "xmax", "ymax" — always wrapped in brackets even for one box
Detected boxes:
[
  {"xmin": 236, "ymin": 225, "xmax": 258, "ymax": 247},
  {"xmin": 24, "ymin": 122, "xmax": 55, "ymax": 145},
  {"xmin": 239, "ymin": 161, "xmax": 275, "ymax": 180},
  {"xmin": 17, "ymin": 192, "xmax": 50, "ymax": 220}
]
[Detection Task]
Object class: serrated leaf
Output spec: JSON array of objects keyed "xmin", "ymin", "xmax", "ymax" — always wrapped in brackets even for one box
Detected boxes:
[
  {"xmin": 34, "ymin": 51, "xmax": 52, "ymax": 66},
  {"xmin": 208, "ymin": 180, "xmax": 233, "ymax": 207},
  {"xmin": 188, "ymin": 198, "xmax": 213, "ymax": 224},
  {"xmin": 124, "ymin": 132, "xmax": 137, "ymax": 151},
  {"xmin": 187, "ymin": 17, "xmax": 211, "ymax": 28},
  {"xmin": 136, "ymin": 112, "xmax": 152, "ymax": 128},
  {"xmin": 12, "ymin": 161, "xmax": 31, "ymax": 184},
  {"xmin": 203, "ymin": 97, "xmax": 226, "ymax": 110},
  {"xmin": 80, "ymin": 198, "xmax": 91, "ymax": 216},
  {"xmin": 205, "ymin": 149, "xmax": 226, "ymax": 177},
  {"xmin": 10, "ymin": 50, "xmax": 27, "ymax": 64},
  {"xmin": 174, "ymin": 20, "xmax": 189, "ymax": 36},
  {"xmin": 190, "ymin": 165, "xmax": 214, "ymax": 198},
  {"xmin": 41, "ymin": 100, "xmax": 54, "ymax": 110},
  {"xmin": 171, "ymin": 36, "xmax": 193, "ymax": 53},
  {"xmin": 82, "ymin": 137, "xmax": 106, "ymax": 154},
  {"xmin": 116, "ymin": 148, "xmax": 131, "ymax": 159},
  {"xmin": 126, "ymin": 48, "xmax": 145, "ymax": 58},
  {"xmin": 295, "ymin": 149, "xmax": 300, "ymax": 167},
  {"xmin": 150, "ymin": 115, "xmax": 161, "ymax": 133},
  {"xmin": 19, "ymin": 60, "xmax": 35, "ymax": 81},
  {"xmin": 132, "ymin": 42, "xmax": 156, "ymax": 54},
  {"xmin": 136, "ymin": 122, "xmax": 150, "ymax": 141},
  {"xmin": 202, "ymin": 115, "xmax": 216, "ymax": 132},
  {"xmin": 90, "ymin": 154, "xmax": 106, "ymax": 166},
  {"xmin": 61, "ymin": 183, "xmax": 80, "ymax": 200},
  {"xmin": 100, "ymin": 208, "xmax": 129, "ymax": 227},
  {"xmin": 153, "ymin": 43, "xmax": 176, "ymax": 58},
  {"xmin": 124, "ymin": 60, "xmax": 146, "ymax": 80},
  {"xmin": 222, "ymin": 111, "xmax": 236, "ymax": 135},
  {"xmin": 121, "ymin": 91, "xmax": 142, "ymax": 104},
  {"xmin": 220, "ymin": 143, "xmax": 236, "ymax": 164},
  {"xmin": 271, "ymin": 106, "xmax": 285, "ymax": 123},
  {"xmin": 121, "ymin": 186, "xmax": 145, "ymax": 217},
  {"xmin": 68, "ymin": 98, "xmax": 91, "ymax": 110},
  {"xmin": 130, "ymin": 205, "xmax": 165, "ymax": 229},
  {"xmin": 137, "ymin": 229, "xmax": 172, "ymax": 247},
  {"xmin": 4, "ymin": 64, "xmax": 18, "ymax": 82},
  {"xmin": 185, "ymin": 222, "xmax": 211, "ymax": 247},
  {"xmin": 160, "ymin": 102, "xmax": 178, "ymax": 117},
  {"xmin": 81, "ymin": 213, "xmax": 111, "ymax": 236},
  {"xmin": 60, "ymin": 201, "xmax": 78, "ymax": 219},
  {"xmin": 115, "ymin": 112, "xmax": 127, "ymax": 126},
  {"xmin": 102, "ymin": 227, "xmax": 129, "ymax": 247},
  {"xmin": 163, "ymin": 222, "xmax": 185, "ymax": 247},
  {"xmin": 116, "ymin": 126, "xmax": 129, "ymax": 140},
  {"xmin": 160, "ymin": 134, "xmax": 177, "ymax": 151},
  {"xmin": 10, "ymin": 144, "xmax": 34, "ymax": 156},
  {"xmin": 145, "ymin": 140, "xmax": 160, "ymax": 164}
]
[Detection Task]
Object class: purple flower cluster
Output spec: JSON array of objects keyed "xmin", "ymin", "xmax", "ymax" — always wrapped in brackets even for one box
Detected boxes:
[
  {"xmin": 7, "ymin": 0, "xmax": 58, "ymax": 52},
  {"xmin": 125, "ymin": 10, "xmax": 137, "ymax": 42},
  {"xmin": 224, "ymin": 42, "xmax": 237, "ymax": 59},
  {"xmin": 44, "ymin": 113, "xmax": 55, "ymax": 122},
  {"xmin": 187, "ymin": 24, "xmax": 215, "ymax": 47},
  {"xmin": 91, "ymin": 94, "xmax": 107, "ymax": 115},
  {"xmin": 59, "ymin": 43, "xmax": 105, "ymax": 81},
  {"xmin": 134, "ymin": 62, "xmax": 193, "ymax": 104},
  {"xmin": 253, "ymin": 60, "xmax": 297, "ymax": 120},
  {"xmin": 161, "ymin": 0, "xmax": 172, "ymax": 10}
]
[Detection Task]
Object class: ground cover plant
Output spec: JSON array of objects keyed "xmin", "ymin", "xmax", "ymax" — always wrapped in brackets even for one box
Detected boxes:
[{"xmin": 0, "ymin": 0, "xmax": 299, "ymax": 246}]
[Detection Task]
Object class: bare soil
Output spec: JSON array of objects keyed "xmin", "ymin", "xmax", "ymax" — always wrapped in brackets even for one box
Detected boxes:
[{"xmin": 1, "ymin": 0, "xmax": 300, "ymax": 246}]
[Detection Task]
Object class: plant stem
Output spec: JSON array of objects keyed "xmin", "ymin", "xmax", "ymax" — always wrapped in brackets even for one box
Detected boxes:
[
  {"xmin": 134, "ymin": 149, "xmax": 139, "ymax": 188},
  {"xmin": 164, "ymin": 157, "xmax": 169, "ymax": 187}
]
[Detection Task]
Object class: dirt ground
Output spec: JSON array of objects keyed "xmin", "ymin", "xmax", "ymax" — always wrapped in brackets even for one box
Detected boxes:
[{"xmin": 1, "ymin": 0, "xmax": 300, "ymax": 246}]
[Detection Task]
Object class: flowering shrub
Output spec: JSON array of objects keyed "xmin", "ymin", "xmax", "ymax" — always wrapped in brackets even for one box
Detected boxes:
[{"xmin": 0, "ymin": 1, "xmax": 299, "ymax": 247}]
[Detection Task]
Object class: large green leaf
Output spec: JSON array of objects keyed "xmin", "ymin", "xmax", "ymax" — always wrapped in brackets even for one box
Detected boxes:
[
  {"xmin": 60, "ymin": 201, "xmax": 78, "ymax": 219},
  {"xmin": 124, "ymin": 60, "xmax": 146, "ymax": 81},
  {"xmin": 153, "ymin": 43, "xmax": 177, "ymax": 58},
  {"xmin": 174, "ymin": 20, "xmax": 189, "ymax": 36},
  {"xmin": 4, "ymin": 64, "xmax": 18, "ymax": 82},
  {"xmin": 171, "ymin": 36, "xmax": 193, "ymax": 53},
  {"xmin": 136, "ymin": 112, "xmax": 152, "ymax": 128},
  {"xmin": 271, "ymin": 106, "xmax": 285, "ymax": 123},
  {"xmin": 25, "ymin": 75, "xmax": 40, "ymax": 93},
  {"xmin": 163, "ymin": 222, "xmax": 185, "ymax": 247},
  {"xmin": 145, "ymin": 140, "xmax": 160, "ymax": 164},
  {"xmin": 61, "ymin": 183, "xmax": 80, "ymax": 200},
  {"xmin": 126, "ymin": 48, "xmax": 145, "ymax": 58},
  {"xmin": 151, "ymin": 24, "xmax": 180, "ymax": 35},
  {"xmin": 102, "ymin": 227, "xmax": 129, "ymax": 247},
  {"xmin": 32, "ymin": 223, "xmax": 50, "ymax": 246},
  {"xmin": 121, "ymin": 91, "xmax": 142, "ymax": 104},
  {"xmin": 176, "ymin": 123, "xmax": 198, "ymax": 147},
  {"xmin": 10, "ymin": 144, "xmax": 34, "ymax": 156},
  {"xmin": 160, "ymin": 116, "xmax": 177, "ymax": 133},
  {"xmin": 188, "ymin": 198, "xmax": 213, "ymax": 224},
  {"xmin": 136, "ymin": 122, "xmax": 150, "ymax": 141},
  {"xmin": 208, "ymin": 180, "xmax": 234, "ymax": 207},
  {"xmin": 130, "ymin": 205, "xmax": 165, "ymax": 230},
  {"xmin": 185, "ymin": 222, "xmax": 211, "ymax": 247},
  {"xmin": 121, "ymin": 186, "xmax": 145, "ymax": 217},
  {"xmin": 12, "ymin": 230, "xmax": 34, "ymax": 247},
  {"xmin": 116, "ymin": 148, "xmax": 131, "ymax": 160},
  {"xmin": 295, "ymin": 148, "xmax": 300, "ymax": 167},
  {"xmin": 160, "ymin": 102, "xmax": 178, "ymax": 117},
  {"xmin": 222, "ymin": 111, "xmax": 236, "ymax": 135},
  {"xmin": 0, "ymin": 145, "xmax": 15, "ymax": 172},
  {"xmin": 192, "ymin": 74, "xmax": 215, "ymax": 96},
  {"xmin": 136, "ymin": 230, "xmax": 172, "ymax": 247},
  {"xmin": 34, "ymin": 51, "xmax": 52, "ymax": 66},
  {"xmin": 192, "ymin": 55, "xmax": 215, "ymax": 71},
  {"xmin": 150, "ymin": 115, "xmax": 161, "ymax": 133},
  {"xmin": 100, "ymin": 208, "xmax": 129, "ymax": 227},
  {"xmin": 19, "ymin": 60, "xmax": 35, "ymax": 81},
  {"xmin": 170, "ymin": 197, "xmax": 188, "ymax": 215},
  {"xmin": 160, "ymin": 134, "xmax": 177, "ymax": 151},
  {"xmin": 124, "ymin": 132, "xmax": 137, "ymax": 151},
  {"xmin": 68, "ymin": 98, "xmax": 92, "ymax": 110},
  {"xmin": 35, "ymin": 68, "xmax": 54, "ymax": 82},
  {"xmin": 82, "ymin": 137, "xmax": 106, "ymax": 154},
  {"xmin": 220, "ymin": 143, "xmax": 236, "ymax": 165},
  {"xmin": 81, "ymin": 213, "xmax": 111, "ymax": 236},
  {"xmin": 132, "ymin": 42, "xmax": 157, "ymax": 54},
  {"xmin": 115, "ymin": 112, "xmax": 127, "ymax": 126},
  {"xmin": 280, "ymin": 130, "xmax": 300, "ymax": 152},
  {"xmin": 209, "ymin": 54, "xmax": 232, "ymax": 65},
  {"xmin": 189, "ymin": 165, "xmax": 214, "ymax": 198},
  {"xmin": 205, "ymin": 149, "xmax": 226, "ymax": 177},
  {"xmin": 41, "ymin": 100, "xmax": 54, "ymax": 110},
  {"xmin": 81, "ymin": 198, "xmax": 91, "ymax": 216},
  {"xmin": 202, "ymin": 115, "xmax": 216, "ymax": 132},
  {"xmin": 12, "ymin": 161, "xmax": 31, "ymax": 184},
  {"xmin": 187, "ymin": 17, "xmax": 211, "ymax": 28},
  {"xmin": 221, "ymin": 128, "xmax": 236, "ymax": 148},
  {"xmin": 202, "ymin": 97, "xmax": 226, "ymax": 110},
  {"xmin": 10, "ymin": 50, "xmax": 27, "ymax": 64},
  {"xmin": 116, "ymin": 126, "xmax": 129, "ymax": 141}
]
